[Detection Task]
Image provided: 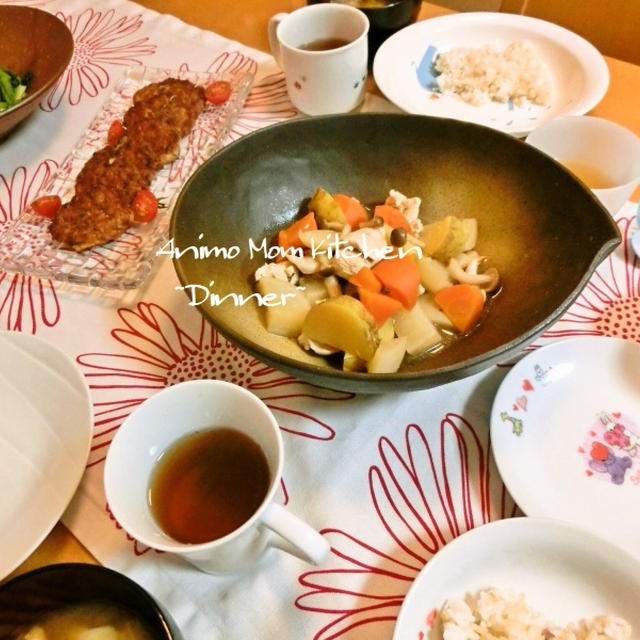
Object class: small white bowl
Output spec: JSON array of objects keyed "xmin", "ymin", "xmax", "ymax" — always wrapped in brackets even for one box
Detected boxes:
[
  {"xmin": 526, "ymin": 115, "xmax": 640, "ymax": 215},
  {"xmin": 393, "ymin": 518, "xmax": 640, "ymax": 640}
]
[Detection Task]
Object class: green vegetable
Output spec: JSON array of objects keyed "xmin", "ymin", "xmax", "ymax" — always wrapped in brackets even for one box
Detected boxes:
[{"xmin": 0, "ymin": 68, "xmax": 32, "ymax": 112}]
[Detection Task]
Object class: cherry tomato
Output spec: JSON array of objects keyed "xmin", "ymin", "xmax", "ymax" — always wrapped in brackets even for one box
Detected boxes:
[
  {"xmin": 107, "ymin": 120, "xmax": 125, "ymax": 146},
  {"xmin": 31, "ymin": 195, "xmax": 62, "ymax": 219},
  {"xmin": 204, "ymin": 80, "xmax": 232, "ymax": 105},
  {"xmin": 132, "ymin": 189, "xmax": 158, "ymax": 224}
]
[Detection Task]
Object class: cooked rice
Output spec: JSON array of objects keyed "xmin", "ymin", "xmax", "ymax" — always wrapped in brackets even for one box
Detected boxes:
[
  {"xmin": 439, "ymin": 588, "xmax": 632, "ymax": 640},
  {"xmin": 433, "ymin": 41, "xmax": 552, "ymax": 107}
]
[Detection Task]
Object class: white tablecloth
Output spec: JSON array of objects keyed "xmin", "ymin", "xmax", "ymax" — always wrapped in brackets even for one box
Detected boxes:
[{"xmin": 1, "ymin": 1, "xmax": 639, "ymax": 638}]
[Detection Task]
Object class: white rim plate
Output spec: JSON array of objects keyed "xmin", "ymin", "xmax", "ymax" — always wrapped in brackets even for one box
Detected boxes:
[
  {"xmin": 373, "ymin": 12, "xmax": 609, "ymax": 136},
  {"xmin": 393, "ymin": 517, "xmax": 640, "ymax": 639},
  {"xmin": 0, "ymin": 331, "xmax": 92, "ymax": 579},
  {"xmin": 490, "ymin": 337, "xmax": 640, "ymax": 558}
]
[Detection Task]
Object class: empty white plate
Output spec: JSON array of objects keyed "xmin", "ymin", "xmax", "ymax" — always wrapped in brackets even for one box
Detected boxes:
[
  {"xmin": 0, "ymin": 331, "xmax": 92, "ymax": 579},
  {"xmin": 490, "ymin": 336, "xmax": 640, "ymax": 558},
  {"xmin": 393, "ymin": 517, "xmax": 640, "ymax": 639},
  {"xmin": 373, "ymin": 12, "xmax": 609, "ymax": 137}
]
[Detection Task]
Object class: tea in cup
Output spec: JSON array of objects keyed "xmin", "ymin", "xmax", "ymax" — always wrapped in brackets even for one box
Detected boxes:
[
  {"xmin": 525, "ymin": 116, "xmax": 640, "ymax": 216},
  {"xmin": 104, "ymin": 380, "xmax": 330, "ymax": 574},
  {"xmin": 313, "ymin": 0, "xmax": 422, "ymax": 63},
  {"xmin": 268, "ymin": 3, "xmax": 369, "ymax": 115}
]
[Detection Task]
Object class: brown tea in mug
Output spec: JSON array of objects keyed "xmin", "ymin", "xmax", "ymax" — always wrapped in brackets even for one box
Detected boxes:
[
  {"xmin": 149, "ymin": 427, "xmax": 271, "ymax": 544},
  {"xmin": 299, "ymin": 37, "xmax": 351, "ymax": 51}
]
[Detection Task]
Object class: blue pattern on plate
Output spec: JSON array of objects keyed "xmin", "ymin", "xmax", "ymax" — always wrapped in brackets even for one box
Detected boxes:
[{"xmin": 416, "ymin": 45, "xmax": 439, "ymax": 91}]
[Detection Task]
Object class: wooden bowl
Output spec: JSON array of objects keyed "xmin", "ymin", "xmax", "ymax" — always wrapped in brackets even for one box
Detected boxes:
[
  {"xmin": 170, "ymin": 114, "xmax": 620, "ymax": 393},
  {"xmin": 0, "ymin": 6, "xmax": 73, "ymax": 138}
]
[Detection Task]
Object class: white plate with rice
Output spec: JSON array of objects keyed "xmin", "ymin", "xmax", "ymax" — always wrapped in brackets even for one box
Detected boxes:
[
  {"xmin": 393, "ymin": 517, "xmax": 640, "ymax": 640},
  {"xmin": 372, "ymin": 12, "xmax": 609, "ymax": 137}
]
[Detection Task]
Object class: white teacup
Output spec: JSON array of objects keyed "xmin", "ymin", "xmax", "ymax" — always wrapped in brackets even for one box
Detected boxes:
[
  {"xmin": 525, "ymin": 115, "xmax": 640, "ymax": 216},
  {"xmin": 104, "ymin": 380, "xmax": 329, "ymax": 575},
  {"xmin": 268, "ymin": 3, "xmax": 369, "ymax": 115}
]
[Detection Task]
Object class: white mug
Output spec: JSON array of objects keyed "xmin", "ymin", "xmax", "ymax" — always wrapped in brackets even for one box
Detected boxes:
[
  {"xmin": 525, "ymin": 115, "xmax": 640, "ymax": 216},
  {"xmin": 268, "ymin": 3, "xmax": 369, "ymax": 115},
  {"xmin": 104, "ymin": 380, "xmax": 330, "ymax": 575}
]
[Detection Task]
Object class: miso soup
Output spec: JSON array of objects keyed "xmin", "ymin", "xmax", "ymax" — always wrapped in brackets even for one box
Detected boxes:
[{"xmin": 14, "ymin": 601, "xmax": 154, "ymax": 640}]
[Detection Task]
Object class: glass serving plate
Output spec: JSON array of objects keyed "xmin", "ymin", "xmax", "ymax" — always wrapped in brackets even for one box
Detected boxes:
[{"xmin": 0, "ymin": 66, "xmax": 254, "ymax": 289}]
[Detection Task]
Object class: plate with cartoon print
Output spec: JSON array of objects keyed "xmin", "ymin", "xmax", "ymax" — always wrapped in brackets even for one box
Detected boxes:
[
  {"xmin": 490, "ymin": 336, "xmax": 640, "ymax": 559},
  {"xmin": 393, "ymin": 517, "xmax": 640, "ymax": 640},
  {"xmin": 372, "ymin": 12, "xmax": 609, "ymax": 137}
]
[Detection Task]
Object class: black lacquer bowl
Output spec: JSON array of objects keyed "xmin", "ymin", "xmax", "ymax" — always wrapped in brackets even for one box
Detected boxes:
[
  {"xmin": 171, "ymin": 114, "xmax": 620, "ymax": 393},
  {"xmin": 0, "ymin": 563, "xmax": 181, "ymax": 639},
  {"xmin": 361, "ymin": 0, "xmax": 422, "ymax": 58}
]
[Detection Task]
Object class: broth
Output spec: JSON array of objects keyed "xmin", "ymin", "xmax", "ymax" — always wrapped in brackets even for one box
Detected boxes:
[
  {"xmin": 560, "ymin": 158, "xmax": 617, "ymax": 189},
  {"xmin": 13, "ymin": 601, "xmax": 153, "ymax": 640},
  {"xmin": 298, "ymin": 37, "xmax": 351, "ymax": 51},
  {"xmin": 148, "ymin": 427, "xmax": 271, "ymax": 544}
]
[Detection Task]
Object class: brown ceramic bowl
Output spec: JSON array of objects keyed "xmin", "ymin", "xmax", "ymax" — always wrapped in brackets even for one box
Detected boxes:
[
  {"xmin": 170, "ymin": 114, "xmax": 620, "ymax": 393},
  {"xmin": 0, "ymin": 6, "xmax": 74, "ymax": 138},
  {"xmin": 0, "ymin": 563, "xmax": 181, "ymax": 638}
]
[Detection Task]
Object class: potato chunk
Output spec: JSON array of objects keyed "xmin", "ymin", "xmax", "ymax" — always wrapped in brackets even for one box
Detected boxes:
[
  {"xmin": 416, "ymin": 293, "xmax": 455, "ymax": 330},
  {"xmin": 302, "ymin": 295, "xmax": 378, "ymax": 361},
  {"xmin": 256, "ymin": 277, "xmax": 311, "ymax": 338},
  {"xmin": 298, "ymin": 276, "xmax": 329, "ymax": 305},
  {"xmin": 420, "ymin": 216, "xmax": 477, "ymax": 262},
  {"xmin": 393, "ymin": 304, "xmax": 442, "ymax": 355},
  {"xmin": 368, "ymin": 337, "xmax": 407, "ymax": 374},
  {"xmin": 343, "ymin": 351, "xmax": 367, "ymax": 372},
  {"xmin": 307, "ymin": 188, "xmax": 347, "ymax": 228},
  {"xmin": 417, "ymin": 256, "xmax": 453, "ymax": 293},
  {"xmin": 460, "ymin": 218, "xmax": 478, "ymax": 252},
  {"xmin": 73, "ymin": 627, "xmax": 122, "ymax": 640}
]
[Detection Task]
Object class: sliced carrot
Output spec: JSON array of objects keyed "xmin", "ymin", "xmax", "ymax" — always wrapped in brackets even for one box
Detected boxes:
[
  {"xmin": 433, "ymin": 283, "xmax": 485, "ymax": 333},
  {"xmin": 349, "ymin": 266, "xmax": 382, "ymax": 293},
  {"xmin": 333, "ymin": 193, "xmax": 367, "ymax": 228},
  {"xmin": 373, "ymin": 204, "xmax": 411, "ymax": 232},
  {"xmin": 372, "ymin": 256, "xmax": 420, "ymax": 309},
  {"xmin": 277, "ymin": 211, "xmax": 317, "ymax": 251},
  {"xmin": 358, "ymin": 287, "xmax": 402, "ymax": 326}
]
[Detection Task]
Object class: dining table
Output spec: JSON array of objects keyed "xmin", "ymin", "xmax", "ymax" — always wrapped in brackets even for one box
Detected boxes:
[{"xmin": 1, "ymin": 0, "xmax": 639, "ymax": 638}]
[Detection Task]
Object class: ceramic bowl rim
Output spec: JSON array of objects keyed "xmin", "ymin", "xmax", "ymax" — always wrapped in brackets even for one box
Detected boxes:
[
  {"xmin": 0, "ymin": 562, "xmax": 177, "ymax": 638},
  {"xmin": 170, "ymin": 113, "xmax": 621, "ymax": 393}
]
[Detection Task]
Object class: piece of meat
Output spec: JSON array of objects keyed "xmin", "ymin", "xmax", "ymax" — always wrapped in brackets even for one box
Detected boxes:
[
  {"xmin": 50, "ymin": 77, "xmax": 206, "ymax": 251},
  {"xmin": 50, "ymin": 193, "xmax": 134, "ymax": 252}
]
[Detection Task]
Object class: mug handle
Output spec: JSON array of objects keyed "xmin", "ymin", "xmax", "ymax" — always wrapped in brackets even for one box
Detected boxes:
[
  {"xmin": 267, "ymin": 12, "xmax": 288, "ymax": 66},
  {"xmin": 261, "ymin": 502, "xmax": 330, "ymax": 565}
]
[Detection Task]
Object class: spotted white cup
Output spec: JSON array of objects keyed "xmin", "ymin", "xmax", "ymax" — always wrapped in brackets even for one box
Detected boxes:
[{"xmin": 268, "ymin": 3, "xmax": 369, "ymax": 115}]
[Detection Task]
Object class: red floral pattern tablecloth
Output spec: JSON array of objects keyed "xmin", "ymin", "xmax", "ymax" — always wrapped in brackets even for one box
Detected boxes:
[{"xmin": 1, "ymin": 0, "xmax": 639, "ymax": 638}]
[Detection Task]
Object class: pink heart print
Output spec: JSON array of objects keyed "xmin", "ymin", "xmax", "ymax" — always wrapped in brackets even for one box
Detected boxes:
[
  {"xmin": 513, "ymin": 395, "xmax": 528, "ymax": 411},
  {"xmin": 522, "ymin": 379, "xmax": 534, "ymax": 392},
  {"xmin": 604, "ymin": 424, "xmax": 630, "ymax": 448},
  {"xmin": 590, "ymin": 441, "xmax": 609, "ymax": 461}
]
